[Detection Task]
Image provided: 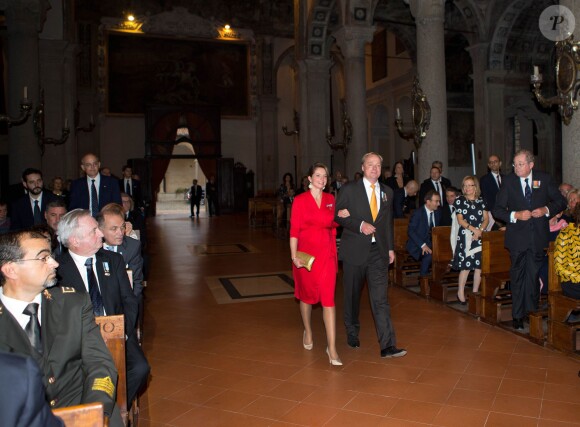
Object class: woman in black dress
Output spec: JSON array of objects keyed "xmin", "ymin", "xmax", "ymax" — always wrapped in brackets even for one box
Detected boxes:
[{"xmin": 452, "ymin": 176, "xmax": 489, "ymax": 303}]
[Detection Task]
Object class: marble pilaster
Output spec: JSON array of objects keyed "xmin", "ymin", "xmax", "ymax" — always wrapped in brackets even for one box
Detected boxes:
[
  {"xmin": 408, "ymin": 0, "xmax": 448, "ymax": 181},
  {"xmin": 333, "ymin": 26, "xmax": 375, "ymax": 172},
  {"xmin": 559, "ymin": 0, "xmax": 580, "ymax": 186},
  {"xmin": 2, "ymin": 0, "xmax": 48, "ymax": 182}
]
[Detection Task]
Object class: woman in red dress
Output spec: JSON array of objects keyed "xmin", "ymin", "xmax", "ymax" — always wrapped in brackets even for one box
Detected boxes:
[{"xmin": 290, "ymin": 163, "xmax": 343, "ymax": 365}]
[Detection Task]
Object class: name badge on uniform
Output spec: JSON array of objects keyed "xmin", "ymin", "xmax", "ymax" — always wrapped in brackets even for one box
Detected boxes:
[{"xmin": 103, "ymin": 261, "xmax": 110, "ymax": 276}]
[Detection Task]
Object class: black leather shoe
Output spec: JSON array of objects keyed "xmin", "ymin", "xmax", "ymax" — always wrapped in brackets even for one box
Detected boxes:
[
  {"xmin": 512, "ymin": 318, "xmax": 524, "ymax": 331},
  {"xmin": 380, "ymin": 346, "xmax": 407, "ymax": 358},
  {"xmin": 347, "ymin": 337, "xmax": 360, "ymax": 348}
]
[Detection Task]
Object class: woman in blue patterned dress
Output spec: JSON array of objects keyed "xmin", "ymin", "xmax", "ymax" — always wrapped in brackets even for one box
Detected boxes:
[{"xmin": 451, "ymin": 176, "xmax": 489, "ymax": 303}]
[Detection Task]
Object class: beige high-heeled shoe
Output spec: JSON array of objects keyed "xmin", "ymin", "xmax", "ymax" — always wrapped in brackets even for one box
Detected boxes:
[
  {"xmin": 326, "ymin": 347, "xmax": 343, "ymax": 366},
  {"xmin": 303, "ymin": 331, "xmax": 313, "ymax": 350}
]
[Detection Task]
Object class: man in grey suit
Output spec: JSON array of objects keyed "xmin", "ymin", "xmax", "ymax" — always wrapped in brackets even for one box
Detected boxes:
[{"xmin": 335, "ymin": 152, "xmax": 406, "ymax": 358}]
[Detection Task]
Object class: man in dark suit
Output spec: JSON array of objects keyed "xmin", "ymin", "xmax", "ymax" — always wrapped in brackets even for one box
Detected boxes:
[
  {"xmin": 406, "ymin": 190, "xmax": 441, "ymax": 276},
  {"xmin": 206, "ymin": 176, "xmax": 219, "ymax": 216},
  {"xmin": 56, "ymin": 209, "xmax": 149, "ymax": 405},
  {"xmin": 10, "ymin": 168, "xmax": 57, "ymax": 231},
  {"xmin": 493, "ymin": 149, "xmax": 567, "ymax": 330},
  {"xmin": 393, "ymin": 180, "xmax": 419, "ymax": 218},
  {"xmin": 118, "ymin": 165, "xmax": 142, "ymax": 208},
  {"xmin": 419, "ymin": 166, "xmax": 447, "ymax": 207},
  {"xmin": 432, "ymin": 160, "xmax": 452, "ymax": 188},
  {"xmin": 97, "ymin": 204, "xmax": 144, "ymax": 302},
  {"xmin": 44, "ymin": 199, "xmax": 68, "ymax": 257},
  {"xmin": 0, "ymin": 351, "xmax": 64, "ymax": 427},
  {"xmin": 0, "ymin": 230, "xmax": 122, "ymax": 426},
  {"xmin": 69, "ymin": 153, "xmax": 122, "ymax": 216},
  {"xmin": 335, "ymin": 152, "xmax": 406, "ymax": 358},
  {"xmin": 439, "ymin": 187, "xmax": 460, "ymax": 226},
  {"xmin": 480, "ymin": 154, "xmax": 504, "ymax": 215},
  {"xmin": 189, "ymin": 179, "xmax": 203, "ymax": 218}
]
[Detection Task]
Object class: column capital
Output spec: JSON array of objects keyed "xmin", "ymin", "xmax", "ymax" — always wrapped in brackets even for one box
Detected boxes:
[
  {"xmin": 407, "ymin": 0, "xmax": 445, "ymax": 25},
  {"xmin": 0, "ymin": 0, "xmax": 50, "ymax": 32},
  {"xmin": 333, "ymin": 25, "xmax": 376, "ymax": 58}
]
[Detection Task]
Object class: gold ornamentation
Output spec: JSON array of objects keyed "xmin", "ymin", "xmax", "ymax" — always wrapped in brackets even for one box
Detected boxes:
[
  {"xmin": 43, "ymin": 289, "xmax": 52, "ymax": 300},
  {"xmin": 92, "ymin": 376, "xmax": 115, "ymax": 399}
]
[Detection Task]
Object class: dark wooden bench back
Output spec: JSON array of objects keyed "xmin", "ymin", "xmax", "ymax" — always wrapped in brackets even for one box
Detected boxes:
[
  {"xmin": 394, "ymin": 218, "xmax": 409, "ymax": 252},
  {"xmin": 432, "ymin": 226, "xmax": 452, "ymax": 263},
  {"xmin": 481, "ymin": 231, "xmax": 510, "ymax": 275}
]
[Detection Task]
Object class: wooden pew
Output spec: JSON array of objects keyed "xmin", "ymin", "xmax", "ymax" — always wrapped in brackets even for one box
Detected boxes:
[
  {"xmin": 547, "ymin": 242, "xmax": 580, "ymax": 353},
  {"xmin": 393, "ymin": 218, "xmax": 422, "ymax": 292},
  {"xmin": 53, "ymin": 402, "xmax": 104, "ymax": 427},
  {"xmin": 427, "ymin": 226, "xmax": 463, "ymax": 303},
  {"xmin": 477, "ymin": 231, "xmax": 512, "ymax": 322},
  {"xmin": 95, "ymin": 315, "xmax": 130, "ymax": 426}
]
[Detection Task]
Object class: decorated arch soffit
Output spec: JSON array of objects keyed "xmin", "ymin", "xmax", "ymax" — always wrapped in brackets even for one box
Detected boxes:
[
  {"xmin": 96, "ymin": 7, "xmax": 257, "ymax": 116},
  {"xmin": 488, "ymin": 0, "xmax": 534, "ymax": 70}
]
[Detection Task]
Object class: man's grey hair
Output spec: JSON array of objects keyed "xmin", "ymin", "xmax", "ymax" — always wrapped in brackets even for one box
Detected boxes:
[{"xmin": 57, "ymin": 209, "xmax": 92, "ymax": 248}]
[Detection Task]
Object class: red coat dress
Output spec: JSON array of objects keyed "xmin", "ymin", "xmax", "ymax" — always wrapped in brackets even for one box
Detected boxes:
[{"xmin": 290, "ymin": 191, "xmax": 338, "ymax": 307}]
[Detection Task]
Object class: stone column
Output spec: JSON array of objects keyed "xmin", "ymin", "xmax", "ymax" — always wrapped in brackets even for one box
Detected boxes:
[
  {"xmin": 409, "ymin": 0, "xmax": 448, "ymax": 181},
  {"xmin": 297, "ymin": 58, "xmax": 332, "ymax": 175},
  {"xmin": 466, "ymin": 42, "xmax": 490, "ymax": 174},
  {"xmin": 2, "ymin": 0, "xmax": 48, "ymax": 183},
  {"xmin": 256, "ymin": 36, "xmax": 279, "ymax": 193},
  {"xmin": 333, "ymin": 26, "xmax": 375, "ymax": 172},
  {"xmin": 560, "ymin": 0, "xmax": 580, "ymax": 186}
]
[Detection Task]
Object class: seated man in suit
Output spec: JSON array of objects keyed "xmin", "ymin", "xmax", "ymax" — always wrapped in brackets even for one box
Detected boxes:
[
  {"xmin": 0, "ymin": 230, "xmax": 122, "ymax": 426},
  {"xmin": 439, "ymin": 187, "xmax": 460, "ymax": 226},
  {"xmin": 393, "ymin": 180, "xmax": 419, "ymax": 218},
  {"xmin": 97, "ymin": 204, "xmax": 144, "ymax": 303},
  {"xmin": 419, "ymin": 166, "xmax": 447, "ymax": 207},
  {"xmin": 69, "ymin": 153, "xmax": 122, "ymax": 217},
  {"xmin": 0, "ymin": 351, "xmax": 64, "ymax": 427},
  {"xmin": 432, "ymin": 160, "xmax": 452, "ymax": 188},
  {"xmin": 44, "ymin": 200, "xmax": 68, "ymax": 257},
  {"xmin": 406, "ymin": 190, "xmax": 442, "ymax": 277},
  {"xmin": 56, "ymin": 209, "xmax": 150, "ymax": 406},
  {"xmin": 118, "ymin": 165, "xmax": 142, "ymax": 209},
  {"xmin": 10, "ymin": 168, "xmax": 57, "ymax": 231}
]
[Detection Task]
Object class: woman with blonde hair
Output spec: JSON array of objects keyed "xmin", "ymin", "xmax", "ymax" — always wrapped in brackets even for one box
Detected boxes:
[{"xmin": 451, "ymin": 176, "xmax": 489, "ymax": 303}]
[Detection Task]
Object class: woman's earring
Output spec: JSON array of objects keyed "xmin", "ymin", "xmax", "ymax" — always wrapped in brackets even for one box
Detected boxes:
[{"xmin": 308, "ymin": 182, "xmax": 313, "ymax": 189}]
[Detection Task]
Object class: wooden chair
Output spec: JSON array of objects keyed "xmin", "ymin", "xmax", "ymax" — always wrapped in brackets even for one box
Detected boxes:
[
  {"xmin": 547, "ymin": 242, "xmax": 580, "ymax": 353},
  {"xmin": 393, "ymin": 218, "xmax": 422, "ymax": 290},
  {"xmin": 53, "ymin": 402, "xmax": 104, "ymax": 427},
  {"xmin": 94, "ymin": 315, "xmax": 129, "ymax": 425}
]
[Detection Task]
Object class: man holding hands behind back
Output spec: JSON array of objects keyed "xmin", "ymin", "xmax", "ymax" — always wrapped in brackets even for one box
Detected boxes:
[
  {"xmin": 493, "ymin": 149, "xmax": 566, "ymax": 330},
  {"xmin": 335, "ymin": 152, "xmax": 406, "ymax": 358}
]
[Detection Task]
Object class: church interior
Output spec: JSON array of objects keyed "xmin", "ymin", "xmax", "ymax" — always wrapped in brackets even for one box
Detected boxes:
[{"xmin": 0, "ymin": 0, "xmax": 579, "ymax": 425}]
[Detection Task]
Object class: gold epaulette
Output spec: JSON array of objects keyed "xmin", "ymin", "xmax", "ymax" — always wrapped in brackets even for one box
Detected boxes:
[{"xmin": 61, "ymin": 286, "xmax": 76, "ymax": 293}]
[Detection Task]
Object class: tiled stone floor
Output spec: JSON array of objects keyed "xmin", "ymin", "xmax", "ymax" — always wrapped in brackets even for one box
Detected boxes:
[{"xmin": 139, "ymin": 212, "xmax": 580, "ymax": 426}]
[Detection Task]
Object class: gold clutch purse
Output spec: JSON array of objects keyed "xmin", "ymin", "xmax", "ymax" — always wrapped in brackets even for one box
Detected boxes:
[{"xmin": 295, "ymin": 251, "xmax": 316, "ymax": 271}]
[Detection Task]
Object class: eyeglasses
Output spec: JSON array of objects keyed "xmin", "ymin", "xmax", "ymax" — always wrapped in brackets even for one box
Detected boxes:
[{"xmin": 16, "ymin": 254, "xmax": 54, "ymax": 264}]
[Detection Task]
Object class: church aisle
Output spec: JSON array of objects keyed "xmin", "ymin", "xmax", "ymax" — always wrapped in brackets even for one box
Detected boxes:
[{"xmin": 139, "ymin": 213, "xmax": 580, "ymax": 427}]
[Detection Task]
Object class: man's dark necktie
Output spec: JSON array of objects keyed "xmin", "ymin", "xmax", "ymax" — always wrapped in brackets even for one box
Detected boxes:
[
  {"xmin": 434, "ymin": 181, "xmax": 440, "ymax": 195},
  {"xmin": 23, "ymin": 303, "xmax": 42, "ymax": 353},
  {"xmin": 429, "ymin": 211, "xmax": 435, "ymax": 228},
  {"xmin": 126, "ymin": 180, "xmax": 131, "ymax": 195},
  {"xmin": 90, "ymin": 179, "xmax": 99, "ymax": 217},
  {"xmin": 524, "ymin": 178, "xmax": 532, "ymax": 208},
  {"xmin": 497, "ymin": 175, "xmax": 502, "ymax": 189},
  {"xmin": 33, "ymin": 200, "xmax": 42, "ymax": 225},
  {"xmin": 85, "ymin": 258, "xmax": 104, "ymax": 316}
]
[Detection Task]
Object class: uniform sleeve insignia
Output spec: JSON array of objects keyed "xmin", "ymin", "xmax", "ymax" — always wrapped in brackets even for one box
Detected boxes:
[
  {"xmin": 61, "ymin": 287, "xmax": 76, "ymax": 293},
  {"xmin": 92, "ymin": 376, "xmax": 115, "ymax": 399}
]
